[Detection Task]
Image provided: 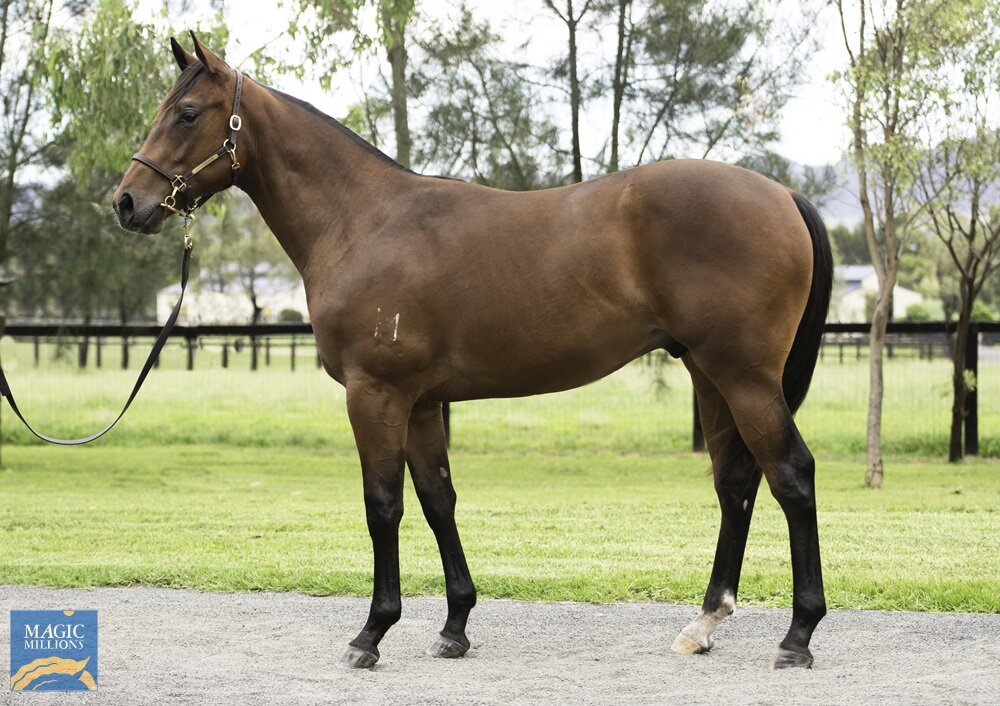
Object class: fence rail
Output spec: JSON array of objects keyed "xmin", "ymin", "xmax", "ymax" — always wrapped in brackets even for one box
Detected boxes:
[{"xmin": 2, "ymin": 320, "xmax": 997, "ymax": 454}]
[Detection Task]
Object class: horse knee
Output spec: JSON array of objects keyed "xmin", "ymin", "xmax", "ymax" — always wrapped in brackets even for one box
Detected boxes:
[{"xmin": 364, "ymin": 490, "xmax": 403, "ymax": 531}]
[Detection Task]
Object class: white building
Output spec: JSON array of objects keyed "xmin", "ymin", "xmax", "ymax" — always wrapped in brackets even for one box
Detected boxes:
[
  {"xmin": 157, "ymin": 276, "xmax": 309, "ymax": 325},
  {"xmin": 831, "ymin": 265, "xmax": 923, "ymax": 323}
]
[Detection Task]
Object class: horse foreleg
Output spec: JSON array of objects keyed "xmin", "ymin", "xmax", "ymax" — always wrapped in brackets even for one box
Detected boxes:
[
  {"xmin": 406, "ymin": 402, "xmax": 477, "ymax": 658},
  {"xmin": 339, "ymin": 380, "xmax": 413, "ymax": 669},
  {"xmin": 672, "ymin": 360, "xmax": 762, "ymax": 655}
]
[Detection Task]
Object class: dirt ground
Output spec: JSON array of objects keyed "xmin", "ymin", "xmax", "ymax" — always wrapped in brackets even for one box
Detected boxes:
[{"xmin": 1, "ymin": 586, "xmax": 997, "ymax": 705}]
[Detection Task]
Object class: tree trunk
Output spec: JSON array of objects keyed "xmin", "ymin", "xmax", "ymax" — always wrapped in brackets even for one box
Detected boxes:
[
  {"xmin": 609, "ymin": 0, "xmax": 631, "ymax": 173},
  {"xmin": 250, "ymin": 298, "xmax": 262, "ymax": 372},
  {"xmin": 865, "ymin": 283, "xmax": 892, "ymax": 488},
  {"xmin": 0, "ymin": 312, "xmax": 5, "ymax": 468},
  {"xmin": 383, "ymin": 7, "xmax": 411, "ymax": 169},
  {"xmin": 949, "ymin": 303, "xmax": 972, "ymax": 462},
  {"xmin": 567, "ymin": 6, "xmax": 583, "ymax": 183}
]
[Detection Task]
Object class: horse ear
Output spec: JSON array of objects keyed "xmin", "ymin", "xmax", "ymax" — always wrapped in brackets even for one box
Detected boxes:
[
  {"xmin": 170, "ymin": 36, "xmax": 196, "ymax": 71},
  {"xmin": 189, "ymin": 31, "xmax": 227, "ymax": 76}
]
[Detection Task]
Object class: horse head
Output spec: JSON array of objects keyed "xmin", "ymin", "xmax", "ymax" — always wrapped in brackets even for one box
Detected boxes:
[{"xmin": 113, "ymin": 33, "xmax": 244, "ymax": 234}]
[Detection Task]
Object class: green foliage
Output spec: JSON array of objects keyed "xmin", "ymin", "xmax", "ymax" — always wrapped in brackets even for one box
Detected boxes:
[
  {"xmin": 339, "ymin": 97, "xmax": 392, "ymax": 147},
  {"xmin": 285, "ymin": 0, "xmax": 416, "ymax": 89},
  {"xmin": 278, "ymin": 308, "xmax": 304, "ymax": 323},
  {"xmin": 413, "ymin": 7, "xmax": 567, "ymax": 188},
  {"xmin": 971, "ymin": 301, "xmax": 996, "ymax": 322},
  {"xmin": 903, "ymin": 303, "xmax": 930, "ymax": 321},
  {"xmin": 46, "ymin": 0, "xmax": 228, "ymax": 181},
  {"xmin": 623, "ymin": 0, "xmax": 807, "ymax": 162},
  {"xmin": 829, "ymin": 223, "xmax": 870, "ymax": 266},
  {"xmin": 6, "ymin": 171, "xmax": 176, "ymax": 322},
  {"xmin": 0, "ymin": 0, "xmax": 59, "ymax": 270}
]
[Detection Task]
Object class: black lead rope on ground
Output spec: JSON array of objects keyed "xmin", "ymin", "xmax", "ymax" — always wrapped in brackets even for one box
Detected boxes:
[{"xmin": 0, "ymin": 245, "xmax": 193, "ymax": 446}]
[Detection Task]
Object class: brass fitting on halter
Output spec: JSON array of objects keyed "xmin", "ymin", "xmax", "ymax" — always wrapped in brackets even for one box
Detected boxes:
[{"xmin": 182, "ymin": 213, "xmax": 195, "ymax": 250}]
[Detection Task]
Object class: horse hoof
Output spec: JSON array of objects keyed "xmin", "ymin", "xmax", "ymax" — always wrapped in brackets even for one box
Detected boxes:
[
  {"xmin": 670, "ymin": 631, "xmax": 711, "ymax": 655},
  {"xmin": 339, "ymin": 645, "xmax": 379, "ymax": 669},
  {"xmin": 426, "ymin": 634, "xmax": 469, "ymax": 658},
  {"xmin": 770, "ymin": 647, "xmax": 813, "ymax": 670}
]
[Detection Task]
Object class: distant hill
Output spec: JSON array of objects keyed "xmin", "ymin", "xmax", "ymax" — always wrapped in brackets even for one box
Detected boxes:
[{"xmin": 788, "ymin": 157, "xmax": 863, "ymax": 227}]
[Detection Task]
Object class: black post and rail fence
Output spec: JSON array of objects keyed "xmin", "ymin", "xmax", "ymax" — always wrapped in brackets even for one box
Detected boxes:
[{"xmin": 2, "ymin": 321, "xmax": 997, "ymax": 455}]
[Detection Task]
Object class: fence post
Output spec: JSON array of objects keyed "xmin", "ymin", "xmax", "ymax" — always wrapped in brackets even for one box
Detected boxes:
[
  {"xmin": 121, "ymin": 337, "xmax": 130, "ymax": 369},
  {"xmin": 692, "ymin": 390, "xmax": 705, "ymax": 452},
  {"xmin": 95, "ymin": 337, "xmax": 102, "ymax": 368},
  {"xmin": 965, "ymin": 322, "xmax": 979, "ymax": 456},
  {"xmin": 265, "ymin": 337, "xmax": 271, "ymax": 367},
  {"xmin": 222, "ymin": 341, "xmax": 229, "ymax": 368},
  {"xmin": 187, "ymin": 336, "xmax": 196, "ymax": 371},
  {"xmin": 290, "ymin": 337, "xmax": 296, "ymax": 372},
  {"xmin": 33, "ymin": 337, "xmax": 40, "ymax": 367}
]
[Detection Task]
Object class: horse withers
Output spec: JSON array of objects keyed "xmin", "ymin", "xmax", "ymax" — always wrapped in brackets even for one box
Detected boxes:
[{"xmin": 113, "ymin": 35, "xmax": 833, "ymax": 671}]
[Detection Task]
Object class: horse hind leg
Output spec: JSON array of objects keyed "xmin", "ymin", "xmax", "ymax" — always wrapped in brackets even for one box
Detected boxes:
[
  {"xmin": 705, "ymin": 364, "xmax": 826, "ymax": 669},
  {"xmin": 671, "ymin": 359, "xmax": 763, "ymax": 656},
  {"xmin": 406, "ymin": 402, "xmax": 477, "ymax": 658}
]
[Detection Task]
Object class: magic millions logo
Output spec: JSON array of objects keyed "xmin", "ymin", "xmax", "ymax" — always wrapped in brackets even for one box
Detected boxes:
[{"xmin": 9, "ymin": 610, "xmax": 98, "ymax": 691}]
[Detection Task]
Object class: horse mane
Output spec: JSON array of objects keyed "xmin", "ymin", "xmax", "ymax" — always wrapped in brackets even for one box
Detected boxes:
[{"xmin": 262, "ymin": 85, "xmax": 413, "ymax": 175}]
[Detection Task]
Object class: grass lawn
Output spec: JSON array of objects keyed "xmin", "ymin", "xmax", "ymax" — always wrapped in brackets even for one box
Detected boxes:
[
  {"xmin": 0, "ymin": 445, "xmax": 997, "ymax": 612},
  {"xmin": 0, "ymin": 344, "xmax": 997, "ymax": 457},
  {"xmin": 0, "ymin": 340, "xmax": 998, "ymax": 611}
]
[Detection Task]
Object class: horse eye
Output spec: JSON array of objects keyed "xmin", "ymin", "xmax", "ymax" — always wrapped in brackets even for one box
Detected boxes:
[{"xmin": 179, "ymin": 110, "xmax": 198, "ymax": 125}]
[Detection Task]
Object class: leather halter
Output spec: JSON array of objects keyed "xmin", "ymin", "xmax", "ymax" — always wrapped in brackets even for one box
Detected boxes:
[{"xmin": 131, "ymin": 70, "xmax": 245, "ymax": 220}]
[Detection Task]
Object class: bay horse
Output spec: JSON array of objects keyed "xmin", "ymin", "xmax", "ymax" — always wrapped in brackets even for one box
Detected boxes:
[{"xmin": 113, "ymin": 36, "xmax": 832, "ymax": 671}]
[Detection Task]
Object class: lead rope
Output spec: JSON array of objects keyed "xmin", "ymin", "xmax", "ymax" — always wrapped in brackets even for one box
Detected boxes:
[{"xmin": 0, "ymin": 221, "xmax": 195, "ymax": 445}]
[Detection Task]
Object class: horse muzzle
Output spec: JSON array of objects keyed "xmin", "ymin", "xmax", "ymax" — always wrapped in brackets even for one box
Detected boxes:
[{"xmin": 113, "ymin": 191, "xmax": 166, "ymax": 234}]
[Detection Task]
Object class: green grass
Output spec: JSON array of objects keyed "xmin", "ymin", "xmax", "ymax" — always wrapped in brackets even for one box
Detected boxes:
[
  {"xmin": 0, "ymin": 338, "xmax": 998, "ymax": 611},
  {"xmin": 1, "ymin": 338, "xmax": 998, "ymax": 457},
  {"xmin": 0, "ymin": 445, "xmax": 997, "ymax": 611}
]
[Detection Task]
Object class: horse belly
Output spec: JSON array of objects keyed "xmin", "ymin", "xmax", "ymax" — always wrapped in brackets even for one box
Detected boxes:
[{"xmin": 434, "ymin": 308, "xmax": 662, "ymax": 401}]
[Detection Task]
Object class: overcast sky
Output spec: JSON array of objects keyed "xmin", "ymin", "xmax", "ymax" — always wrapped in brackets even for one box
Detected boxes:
[{"xmin": 140, "ymin": 0, "xmax": 852, "ymax": 168}]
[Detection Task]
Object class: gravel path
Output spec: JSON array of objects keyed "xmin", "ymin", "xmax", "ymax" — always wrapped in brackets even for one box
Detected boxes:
[{"xmin": 1, "ymin": 586, "xmax": 997, "ymax": 705}]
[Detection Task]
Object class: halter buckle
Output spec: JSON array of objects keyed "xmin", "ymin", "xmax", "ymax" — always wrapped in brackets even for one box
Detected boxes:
[{"xmin": 229, "ymin": 115, "xmax": 242, "ymax": 131}]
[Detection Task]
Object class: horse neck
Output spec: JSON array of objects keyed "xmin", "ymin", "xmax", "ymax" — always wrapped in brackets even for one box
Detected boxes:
[{"xmin": 235, "ymin": 81, "xmax": 415, "ymax": 276}]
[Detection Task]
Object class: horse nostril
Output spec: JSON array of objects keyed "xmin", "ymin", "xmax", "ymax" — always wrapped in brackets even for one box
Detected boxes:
[{"xmin": 116, "ymin": 192, "xmax": 135, "ymax": 223}]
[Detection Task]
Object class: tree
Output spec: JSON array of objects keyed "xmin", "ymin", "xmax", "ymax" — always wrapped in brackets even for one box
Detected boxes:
[
  {"xmin": 288, "ymin": 0, "xmax": 416, "ymax": 167},
  {"xmin": 4, "ymin": 0, "xmax": 230, "ymax": 331},
  {"xmin": 833, "ymin": 0, "xmax": 969, "ymax": 487},
  {"xmin": 626, "ymin": 0, "xmax": 812, "ymax": 164},
  {"xmin": 913, "ymin": 1, "xmax": 1000, "ymax": 461},
  {"xmin": 413, "ymin": 8, "xmax": 566, "ymax": 189},
  {"xmin": 47, "ymin": 0, "xmax": 228, "ymax": 180},
  {"xmin": 542, "ymin": 0, "xmax": 593, "ymax": 182},
  {"xmin": 604, "ymin": 0, "xmax": 634, "ymax": 173},
  {"xmin": 0, "ymin": 0, "xmax": 57, "ymax": 292}
]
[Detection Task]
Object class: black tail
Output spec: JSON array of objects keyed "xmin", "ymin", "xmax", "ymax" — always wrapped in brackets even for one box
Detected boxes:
[{"xmin": 783, "ymin": 192, "xmax": 833, "ymax": 415}]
